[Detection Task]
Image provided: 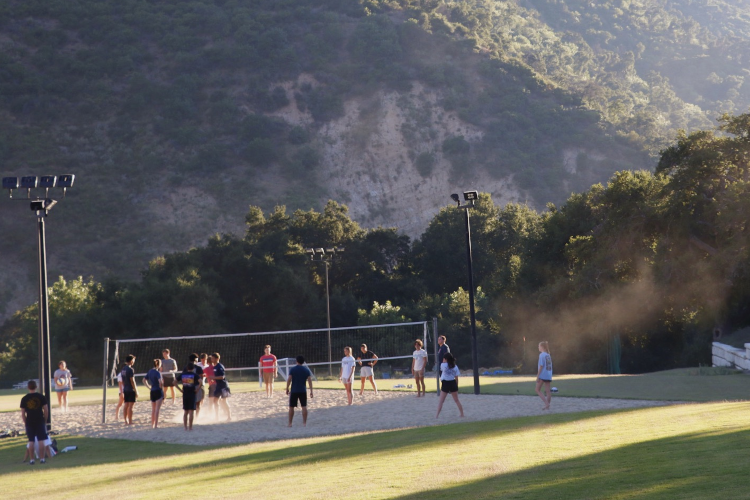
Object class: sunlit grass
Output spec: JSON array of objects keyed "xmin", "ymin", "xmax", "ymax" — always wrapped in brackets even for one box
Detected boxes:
[{"xmin": 1, "ymin": 402, "xmax": 749, "ymax": 499}]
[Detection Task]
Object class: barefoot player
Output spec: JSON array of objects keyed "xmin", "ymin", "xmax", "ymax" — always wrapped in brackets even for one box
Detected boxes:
[{"xmin": 286, "ymin": 356, "xmax": 313, "ymax": 427}]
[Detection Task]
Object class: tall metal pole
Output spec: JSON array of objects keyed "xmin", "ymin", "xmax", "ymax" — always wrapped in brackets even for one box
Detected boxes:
[
  {"xmin": 102, "ymin": 338, "xmax": 109, "ymax": 424},
  {"xmin": 36, "ymin": 212, "xmax": 53, "ymax": 430},
  {"xmin": 325, "ymin": 260, "xmax": 332, "ymax": 376},
  {"xmin": 464, "ymin": 207, "xmax": 480, "ymax": 395}
]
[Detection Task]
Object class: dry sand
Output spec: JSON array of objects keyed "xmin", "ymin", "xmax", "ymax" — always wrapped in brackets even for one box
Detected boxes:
[{"xmin": 2, "ymin": 389, "xmax": 676, "ymax": 446}]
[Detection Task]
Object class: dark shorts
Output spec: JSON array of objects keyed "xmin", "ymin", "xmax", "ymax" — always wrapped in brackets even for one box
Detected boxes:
[
  {"xmin": 123, "ymin": 390, "xmax": 136, "ymax": 403},
  {"xmin": 289, "ymin": 391, "xmax": 307, "ymax": 408},
  {"xmin": 162, "ymin": 376, "xmax": 176, "ymax": 388},
  {"xmin": 539, "ymin": 378, "xmax": 552, "ymax": 383},
  {"xmin": 214, "ymin": 382, "xmax": 231, "ymax": 399},
  {"xmin": 25, "ymin": 423, "xmax": 48, "ymax": 442},
  {"xmin": 183, "ymin": 392, "xmax": 197, "ymax": 411},
  {"xmin": 441, "ymin": 380, "xmax": 458, "ymax": 393},
  {"xmin": 150, "ymin": 389, "xmax": 164, "ymax": 402}
]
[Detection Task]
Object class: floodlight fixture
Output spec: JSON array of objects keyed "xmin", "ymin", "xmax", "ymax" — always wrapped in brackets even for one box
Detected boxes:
[
  {"xmin": 21, "ymin": 176, "xmax": 38, "ymax": 188},
  {"xmin": 39, "ymin": 176, "xmax": 57, "ymax": 188},
  {"xmin": 3, "ymin": 177, "xmax": 18, "ymax": 198},
  {"xmin": 449, "ymin": 189, "xmax": 481, "ymax": 395},
  {"xmin": 57, "ymin": 174, "xmax": 75, "ymax": 188},
  {"xmin": 463, "ymin": 190, "xmax": 479, "ymax": 201},
  {"xmin": 315, "ymin": 247, "xmax": 325, "ymax": 254}
]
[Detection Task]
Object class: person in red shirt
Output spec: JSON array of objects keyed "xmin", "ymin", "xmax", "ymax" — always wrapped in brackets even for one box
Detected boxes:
[{"xmin": 259, "ymin": 345, "xmax": 278, "ymax": 398}]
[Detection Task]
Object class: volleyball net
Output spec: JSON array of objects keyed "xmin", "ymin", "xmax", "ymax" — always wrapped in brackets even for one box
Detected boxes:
[{"xmin": 101, "ymin": 321, "xmax": 430, "ymax": 419}]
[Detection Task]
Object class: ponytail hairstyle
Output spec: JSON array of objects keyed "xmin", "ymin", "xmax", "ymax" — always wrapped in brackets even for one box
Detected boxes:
[
  {"xmin": 444, "ymin": 352, "xmax": 456, "ymax": 370},
  {"xmin": 153, "ymin": 359, "xmax": 161, "ymax": 368},
  {"xmin": 539, "ymin": 341, "xmax": 550, "ymax": 354}
]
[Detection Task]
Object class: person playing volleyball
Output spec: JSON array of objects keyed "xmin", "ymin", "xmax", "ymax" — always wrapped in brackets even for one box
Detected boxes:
[
  {"xmin": 286, "ymin": 355, "xmax": 313, "ymax": 427},
  {"xmin": 208, "ymin": 352, "xmax": 231, "ymax": 421},
  {"xmin": 180, "ymin": 363, "xmax": 199, "ymax": 431},
  {"xmin": 121, "ymin": 355, "xmax": 139, "ymax": 425},
  {"xmin": 357, "ymin": 344, "xmax": 378, "ymax": 396},
  {"xmin": 411, "ymin": 339, "xmax": 428, "ymax": 397},
  {"xmin": 114, "ymin": 371, "xmax": 124, "ymax": 420},
  {"xmin": 160, "ymin": 349, "xmax": 178, "ymax": 405},
  {"xmin": 436, "ymin": 353, "xmax": 464, "ymax": 419},
  {"xmin": 53, "ymin": 360, "xmax": 73, "ymax": 412},
  {"xmin": 144, "ymin": 359, "xmax": 164, "ymax": 429},
  {"xmin": 339, "ymin": 346, "xmax": 356, "ymax": 405},
  {"xmin": 259, "ymin": 345, "xmax": 278, "ymax": 398},
  {"xmin": 536, "ymin": 341, "xmax": 553, "ymax": 410}
]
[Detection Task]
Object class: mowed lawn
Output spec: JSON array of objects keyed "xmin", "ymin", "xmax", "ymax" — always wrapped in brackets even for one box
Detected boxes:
[{"xmin": 1, "ymin": 402, "xmax": 749, "ymax": 499}]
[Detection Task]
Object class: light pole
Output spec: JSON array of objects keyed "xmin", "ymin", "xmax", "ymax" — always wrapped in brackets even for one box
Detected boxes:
[
  {"xmin": 450, "ymin": 190, "xmax": 480, "ymax": 395},
  {"xmin": 305, "ymin": 246, "xmax": 344, "ymax": 376},
  {"xmin": 3, "ymin": 174, "xmax": 75, "ymax": 432}
]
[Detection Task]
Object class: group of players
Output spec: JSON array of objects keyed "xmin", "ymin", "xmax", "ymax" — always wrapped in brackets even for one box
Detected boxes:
[{"xmin": 115, "ymin": 349, "xmax": 231, "ymax": 431}]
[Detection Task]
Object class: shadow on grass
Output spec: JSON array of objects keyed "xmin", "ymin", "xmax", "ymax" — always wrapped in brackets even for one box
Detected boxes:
[
  {"xmin": 0, "ymin": 435, "xmax": 195, "ymax": 473},
  {"xmin": 389, "ymin": 427, "xmax": 750, "ymax": 499}
]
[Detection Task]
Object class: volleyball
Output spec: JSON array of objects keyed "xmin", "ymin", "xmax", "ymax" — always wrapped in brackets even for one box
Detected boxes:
[{"xmin": 56, "ymin": 377, "xmax": 68, "ymax": 387}]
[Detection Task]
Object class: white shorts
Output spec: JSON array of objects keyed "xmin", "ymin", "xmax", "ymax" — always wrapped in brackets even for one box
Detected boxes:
[{"xmin": 360, "ymin": 366, "xmax": 374, "ymax": 378}]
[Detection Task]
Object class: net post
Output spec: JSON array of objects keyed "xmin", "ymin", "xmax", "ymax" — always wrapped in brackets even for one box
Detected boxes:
[
  {"xmin": 433, "ymin": 317, "xmax": 439, "ymax": 396},
  {"xmin": 102, "ymin": 337, "xmax": 109, "ymax": 424},
  {"xmin": 258, "ymin": 362, "xmax": 263, "ymax": 389}
]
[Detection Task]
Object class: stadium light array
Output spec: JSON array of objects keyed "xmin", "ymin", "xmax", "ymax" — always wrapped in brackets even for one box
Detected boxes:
[
  {"xmin": 449, "ymin": 190, "xmax": 481, "ymax": 395},
  {"xmin": 304, "ymin": 246, "xmax": 344, "ymax": 376},
  {"xmin": 2, "ymin": 173, "xmax": 76, "ymax": 432}
]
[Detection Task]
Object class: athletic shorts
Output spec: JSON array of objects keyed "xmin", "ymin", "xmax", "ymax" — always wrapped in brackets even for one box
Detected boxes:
[
  {"xmin": 360, "ymin": 366, "xmax": 374, "ymax": 378},
  {"xmin": 162, "ymin": 376, "xmax": 176, "ymax": 388},
  {"xmin": 289, "ymin": 391, "xmax": 307, "ymax": 408},
  {"xmin": 214, "ymin": 382, "xmax": 231, "ymax": 398},
  {"xmin": 54, "ymin": 387, "xmax": 69, "ymax": 392},
  {"xmin": 150, "ymin": 389, "xmax": 164, "ymax": 402},
  {"xmin": 539, "ymin": 378, "xmax": 551, "ymax": 383},
  {"xmin": 262, "ymin": 372, "xmax": 275, "ymax": 383},
  {"xmin": 123, "ymin": 391, "xmax": 136, "ymax": 403},
  {"xmin": 183, "ymin": 392, "xmax": 197, "ymax": 411},
  {"xmin": 26, "ymin": 423, "xmax": 48, "ymax": 442},
  {"xmin": 208, "ymin": 384, "xmax": 217, "ymax": 398},
  {"xmin": 413, "ymin": 368, "xmax": 425, "ymax": 376},
  {"xmin": 440, "ymin": 379, "xmax": 458, "ymax": 393}
]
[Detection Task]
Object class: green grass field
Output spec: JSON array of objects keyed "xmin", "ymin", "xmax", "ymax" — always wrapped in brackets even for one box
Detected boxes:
[
  {"xmin": 3, "ymin": 369, "xmax": 748, "ymax": 499},
  {"xmin": 2, "ymin": 368, "xmax": 745, "ymax": 412},
  {"xmin": 2, "ymin": 402, "xmax": 749, "ymax": 499}
]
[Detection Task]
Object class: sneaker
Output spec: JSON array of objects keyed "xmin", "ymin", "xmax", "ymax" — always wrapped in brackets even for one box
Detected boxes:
[
  {"xmin": 40, "ymin": 459, "xmax": 46, "ymax": 464},
  {"xmin": 29, "ymin": 460, "xmax": 35, "ymax": 465}
]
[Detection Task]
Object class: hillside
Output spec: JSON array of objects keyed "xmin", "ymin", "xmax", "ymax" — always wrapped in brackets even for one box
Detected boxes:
[{"xmin": 0, "ymin": 0, "xmax": 749, "ymax": 321}]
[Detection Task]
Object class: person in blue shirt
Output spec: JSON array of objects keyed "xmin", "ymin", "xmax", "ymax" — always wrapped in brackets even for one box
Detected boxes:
[
  {"xmin": 207, "ymin": 352, "xmax": 232, "ymax": 421},
  {"xmin": 536, "ymin": 341, "xmax": 553, "ymax": 410},
  {"xmin": 285, "ymin": 356, "xmax": 314, "ymax": 427},
  {"xmin": 120, "ymin": 355, "xmax": 138, "ymax": 425},
  {"xmin": 436, "ymin": 336, "xmax": 450, "ymax": 371},
  {"xmin": 143, "ymin": 359, "xmax": 164, "ymax": 429}
]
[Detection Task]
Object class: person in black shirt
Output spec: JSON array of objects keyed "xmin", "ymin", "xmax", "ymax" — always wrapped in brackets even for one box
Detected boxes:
[
  {"xmin": 436, "ymin": 336, "xmax": 450, "ymax": 371},
  {"xmin": 181, "ymin": 362, "xmax": 199, "ymax": 431},
  {"xmin": 121, "ymin": 355, "xmax": 139, "ymax": 425},
  {"xmin": 356, "ymin": 344, "xmax": 379, "ymax": 396},
  {"xmin": 20, "ymin": 380, "xmax": 48, "ymax": 465}
]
